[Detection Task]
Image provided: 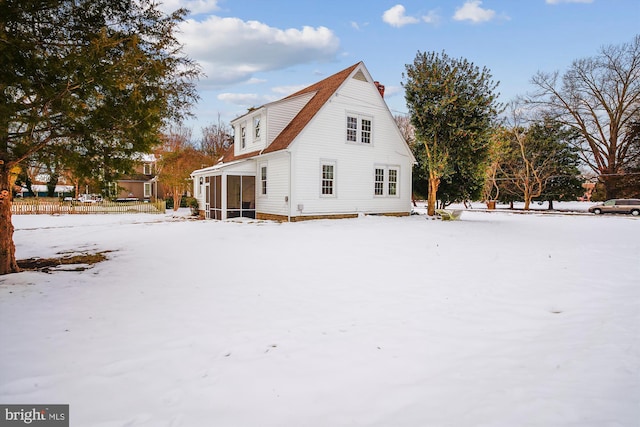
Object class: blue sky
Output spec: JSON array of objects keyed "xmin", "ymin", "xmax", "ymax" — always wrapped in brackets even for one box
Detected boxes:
[{"xmin": 159, "ymin": 0, "xmax": 640, "ymax": 135}]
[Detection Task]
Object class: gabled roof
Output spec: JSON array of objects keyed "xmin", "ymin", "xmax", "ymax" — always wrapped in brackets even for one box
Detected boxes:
[{"xmin": 219, "ymin": 62, "xmax": 362, "ymax": 164}]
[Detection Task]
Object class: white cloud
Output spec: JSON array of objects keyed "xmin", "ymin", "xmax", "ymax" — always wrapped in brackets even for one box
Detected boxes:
[
  {"xmin": 178, "ymin": 16, "xmax": 340, "ymax": 86},
  {"xmin": 422, "ymin": 10, "xmax": 441, "ymax": 24},
  {"xmin": 350, "ymin": 21, "xmax": 369, "ymax": 31},
  {"xmin": 453, "ymin": 0, "xmax": 496, "ymax": 23},
  {"xmin": 245, "ymin": 78, "xmax": 267, "ymax": 85},
  {"xmin": 382, "ymin": 85, "xmax": 403, "ymax": 98},
  {"xmin": 157, "ymin": 0, "xmax": 220, "ymax": 15},
  {"xmin": 217, "ymin": 92, "xmax": 277, "ymax": 107},
  {"xmin": 382, "ymin": 5, "xmax": 420, "ymax": 27},
  {"xmin": 271, "ymin": 84, "xmax": 309, "ymax": 95}
]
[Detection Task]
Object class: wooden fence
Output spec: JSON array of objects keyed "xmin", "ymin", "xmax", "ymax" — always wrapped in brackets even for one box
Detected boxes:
[{"xmin": 11, "ymin": 198, "xmax": 166, "ymax": 215}]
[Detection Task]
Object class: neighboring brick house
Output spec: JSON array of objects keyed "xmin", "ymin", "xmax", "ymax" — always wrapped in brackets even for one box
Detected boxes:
[
  {"xmin": 191, "ymin": 62, "xmax": 414, "ymax": 221},
  {"xmin": 116, "ymin": 154, "xmax": 160, "ymax": 201}
]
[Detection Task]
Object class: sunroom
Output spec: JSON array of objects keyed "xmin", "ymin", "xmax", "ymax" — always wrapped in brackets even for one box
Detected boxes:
[{"xmin": 192, "ymin": 160, "xmax": 256, "ymax": 220}]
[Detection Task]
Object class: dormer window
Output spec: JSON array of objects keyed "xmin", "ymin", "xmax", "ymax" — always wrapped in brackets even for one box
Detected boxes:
[
  {"xmin": 254, "ymin": 117, "xmax": 261, "ymax": 139},
  {"xmin": 143, "ymin": 163, "xmax": 152, "ymax": 175},
  {"xmin": 241, "ymin": 126, "xmax": 246, "ymax": 148}
]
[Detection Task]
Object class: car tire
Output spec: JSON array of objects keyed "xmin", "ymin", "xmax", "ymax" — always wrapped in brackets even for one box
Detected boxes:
[
  {"xmin": 593, "ymin": 208, "xmax": 602, "ymax": 215},
  {"xmin": 632, "ymin": 209, "xmax": 639, "ymax": 216}
]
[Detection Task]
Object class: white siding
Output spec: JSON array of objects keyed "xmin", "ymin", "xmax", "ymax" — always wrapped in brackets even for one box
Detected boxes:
[
  {"xmin": 290, "ymin": 71, "xmax": 412, "ymax": 217},
  {"xmin": 233, "ymin": 109, "xmax": 266, "ymax": 156},
  {"xmin": 255, "ymin": 153, "xmax": 290, "ymax": 217},
  {"xmin": 266, "ymin": 92, "xmax": 315, "ymax": 145}
]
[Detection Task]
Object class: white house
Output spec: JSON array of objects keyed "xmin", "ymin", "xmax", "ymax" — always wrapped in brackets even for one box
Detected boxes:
[{"xmin": 191, "ymin": 62, "xmax": 415, "ymax": 221}]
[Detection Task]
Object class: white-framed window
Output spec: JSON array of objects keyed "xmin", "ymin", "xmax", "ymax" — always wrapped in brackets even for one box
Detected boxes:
[
  {"xmin": 361, "ymin": 118, "xmax": 371, "ymax": 143},
  {"xmin": 254, "ymin": 117, "xmax": 261, "ymax": 139},
  {"xmin": 241, "ymin": 125, "xmax": 246, "ymax": 148},
  {"xmin": 374, "ymin": 168, "xmax": 384, "ymax": 196},
  {"xmin": 388, "ymin": 168, "xmax": 398, "ymax": 196},
  {"xmin": 320, "ymin": 161, "xmax": 336, "ymax": 197},
  {"xmin": 144, "ymin": 182, "xmax": 152, "ymax": 198},
  {"xmin": 143, "ymin": 163, "xmax": 152, "ymax": 175},
  {"xmin": 347, "ymin": 116, "xmax": 358, "ymax": 142},
  {"xmin": 373, "ymin": 166, "xmax": 399, "ymax": 197},
  {"xmin": 346, "ymin": 113, "xmax": 373, "ymax": 144},
  {"xmin": 260, "ymin": 165, "xmax": 267, "ymax": 196}
]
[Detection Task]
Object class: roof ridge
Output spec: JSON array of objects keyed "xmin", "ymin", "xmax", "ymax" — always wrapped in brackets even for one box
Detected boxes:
[
  {"xmin": 263, "ymin": 62, "xmax": 361, "ymax": 154},
  {"xmin": 219, "ymin": 62, "xmax": 363, "ymax": 163}
]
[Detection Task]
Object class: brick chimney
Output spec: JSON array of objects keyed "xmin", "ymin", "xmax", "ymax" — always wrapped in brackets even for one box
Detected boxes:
[{"xmin": 374, "ymin": 81, "xmax": 385, "ymax": 98}]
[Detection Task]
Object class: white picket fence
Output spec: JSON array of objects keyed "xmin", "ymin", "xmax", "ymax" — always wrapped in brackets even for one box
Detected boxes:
[{"xmin": 11, "ymin": 198, "xmax": 166, "ymax": 215}]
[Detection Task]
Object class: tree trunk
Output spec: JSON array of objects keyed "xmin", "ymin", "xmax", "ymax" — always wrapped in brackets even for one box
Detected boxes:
[
  {"xmin": 46, "ymin": 171, "xmax": 59, "ymax": 197},
  {"xmin": 601, "ymin": 174, "xmax": 621, "ymax": 200},
  {"xmin": 523, "ymin": 187, "xmax": 531, "ymax": 210},
  {"xmin": 548, "ymin": 200, "xmax": 554, "ymax": 210},
  {"xmin": 0, "ymin": 166, "xmax": 19, "ymax": 275},
  {"xmin": 172, "ymin": 186, "xmax": 182, "ymax": 212},
  {"xmin": 427, "ymin": 173, "xmax": 440, "ymax": 216}
]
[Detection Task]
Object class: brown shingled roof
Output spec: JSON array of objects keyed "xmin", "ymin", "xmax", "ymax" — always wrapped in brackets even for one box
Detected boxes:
[{"xmin": 217, "ymin": 62, "xmax": 362, "ymax": 164}]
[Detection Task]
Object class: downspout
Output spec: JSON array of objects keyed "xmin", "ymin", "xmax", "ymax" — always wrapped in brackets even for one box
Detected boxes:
[{"xmin": 287, "ymin": 150, "xmax": 292, "ymax": 222}]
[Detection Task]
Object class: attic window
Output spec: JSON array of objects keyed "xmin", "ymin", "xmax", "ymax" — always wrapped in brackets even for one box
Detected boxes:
[
  {"xmin": 352, "ymin": 70, "xmax": 368, "ymax": 82},
  {"xmin": 254, "ymin": 117, "xmax": 261, "ymax": 139},
  {"xmin": 241, "ymin": 126, "xmax": 246, "ymax": 148},
  {"xmin": 346, "ymin": 113, "xmax": 373, "ymax": 144},
  {"xmin": 143, "ymin": 163, "xmax": 152, "ymax": 175}
]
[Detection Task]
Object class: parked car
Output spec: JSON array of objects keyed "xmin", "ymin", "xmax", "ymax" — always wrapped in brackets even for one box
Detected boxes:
[
  {"xmin": 77, "ymin": 194, "xmax": 103, "ymax": 203},
  {"xmin": 588, "ymin": 199, "xmax": 640, "ymax": 216}
]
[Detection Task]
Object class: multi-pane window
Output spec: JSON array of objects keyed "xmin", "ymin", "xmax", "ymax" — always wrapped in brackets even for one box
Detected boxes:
[
  {"xmin": 321, "ymin": 163, "xmax": 335, "ymax": 196},
  {"xmin": 374, "ymin": 168, "xmax": 384, "ymax": 195},
  {"xmin": 144, "ymin": 182, "xmax": 152, "ymax": 198},
  {"xmin": 143, "ymin": 163, "xmax": 152, "ymax": 175},
  {"xmin": 346, "ymin": 114, "xmax": 373, "ymax": 144},
  {"xmin": 347, "ymin": 116, "xmax": 358, "ymax": 142},
  {"xmin": 374, "ymin": 166, "xmax": 399, "ymax": 197},
  {"xmin": 254, "ymin": 117, "xmax": 261, "ymax": 139},
  {"xmin": 361, "ymin": 119, "xmax": 371, "ymax": 143},
  {"xmin": 388, "ymin": 169, "xmax": 397, "ymax": 196},
  {"xmin": 241, "ymin": 126, "xmax": 246, "ymax": 148},
  {"xmin": 260, "ymin": 166, "xmax": 267, "ymax": 195}
]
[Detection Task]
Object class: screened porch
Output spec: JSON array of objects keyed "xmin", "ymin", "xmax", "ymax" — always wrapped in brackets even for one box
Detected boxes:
[{"xmin": 204, "ymin": 174, "xmax": 256, "ymax": 220}]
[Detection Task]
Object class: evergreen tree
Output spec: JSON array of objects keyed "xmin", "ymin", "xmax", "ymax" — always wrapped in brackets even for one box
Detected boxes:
[
  {"xmin": 403, "ymin": 51, "xmax": 501, "ymax": 215},
  {"xmin": 0, "ymin": 0, "xmax": 201, "ymax": 274}
]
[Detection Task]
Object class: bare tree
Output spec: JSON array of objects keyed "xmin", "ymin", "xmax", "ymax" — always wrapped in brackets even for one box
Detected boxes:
[
  {"xmin": 201, "ymin": 114, "xmax": 233, "ymax": 161},
  {"xmin": 498, "ymin": 105, "xmax": 582, "ymax": 210},
  {"xmin": 156, "ymin": 126, "xmax": 210, "ymax": 211},
  {"xmin": 394, "ymin": 114, "xmax": 415, "ymax": 145},
  {"xmin": 527, "ymin": 35, "xmax": 640, "ymax": 198}
]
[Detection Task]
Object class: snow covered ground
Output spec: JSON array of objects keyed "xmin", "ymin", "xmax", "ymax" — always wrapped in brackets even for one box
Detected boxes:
[{"xmin": 1, "ymin": 205, "xmax": 638, "ymax": 427}]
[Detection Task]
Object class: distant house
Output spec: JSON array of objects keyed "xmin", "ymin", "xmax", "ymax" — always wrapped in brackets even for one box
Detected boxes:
[
  {"xmin": 191, "ymin": 62, "xmax": 415, "ymax": 221},
  {"xmin": 116, "ymin": 154, "xmax": 160, "ymax": 201}
]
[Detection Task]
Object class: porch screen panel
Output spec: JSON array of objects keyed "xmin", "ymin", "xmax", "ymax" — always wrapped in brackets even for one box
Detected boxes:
[
  {"xmin": 242, "ymin": 176, "xmax": 256, "ymax": 219},
  {"xmin": 212, "ymin": 175, "xmax": 222, "ymax": 220},
  {"xmin": 227, "ymin": 175, "xmax": 241, "ymax": 218}
]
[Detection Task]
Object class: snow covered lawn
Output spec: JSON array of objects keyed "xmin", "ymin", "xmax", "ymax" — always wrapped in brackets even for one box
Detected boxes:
[{"xmin": 1, "ymin": 209, "xmax": 638, "ymax": 427}]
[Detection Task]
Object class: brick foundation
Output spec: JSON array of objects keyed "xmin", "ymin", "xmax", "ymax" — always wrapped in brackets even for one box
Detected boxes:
[{"xmin": 256, "ymin": 211, "xmax": 409, "ymax": 222}]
